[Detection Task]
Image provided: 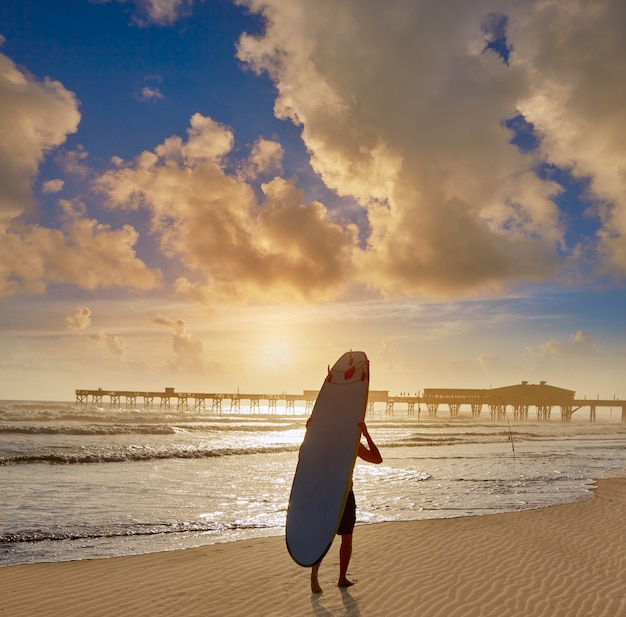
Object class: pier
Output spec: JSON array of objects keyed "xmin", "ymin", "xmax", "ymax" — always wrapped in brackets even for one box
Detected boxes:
[
  {"xmin": 419, "ymin": 383, "xmax": 626, "ymax": 423},
  {"xmin": 75, "ymin": 382, "xmax": 626, "ymax": 422}
]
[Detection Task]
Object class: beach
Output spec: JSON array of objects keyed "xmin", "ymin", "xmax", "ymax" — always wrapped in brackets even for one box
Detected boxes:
[{"xmin": 2, "ymin": 476, "xmax": 624, "ymax": 617}]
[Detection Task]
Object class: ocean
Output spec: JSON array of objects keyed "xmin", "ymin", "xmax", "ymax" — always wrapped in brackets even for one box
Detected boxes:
[{"xmin": 1, "ymin": 400, "xmax": 625, "ymax": 567}]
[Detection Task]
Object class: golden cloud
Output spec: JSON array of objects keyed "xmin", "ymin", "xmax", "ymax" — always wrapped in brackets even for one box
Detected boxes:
[
  {"xmin": 153, "ymin": 313, "xmax": 204, "ymax": 372},
  {"xmin": 236, "ymin": 0, "xmax": 626, "ymax": 295},
  {"xmin": 89, "ymin": 329, "xmax": 127, "ymax": 361},
  {"xmin": 65, "ymin": 306, "xmax": 92, "ymax": 331},
  {"xmin": 0, "ymin": 52, "xmax": 79, "ymax": 221},
  {"xmin": 0, "ymin": 50, "xmax": 160, "ymax": 297},
  {"xmin": 0, "ymin": 200, "xmax": 162, "ymax": 297},
  {"xmin": 96, "ymin": 114, "xmax": 356, "ymax": 305}
]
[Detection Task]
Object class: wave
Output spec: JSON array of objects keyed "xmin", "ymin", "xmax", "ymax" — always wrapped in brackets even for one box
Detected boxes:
[
  {"xmin": 0, "ymin": 443, "xmax": 300, "ymax": 466},
  {"xmin": 0, "ymin": 402, "xmax": 309, "ymax": 424},
  {"xmin": 1, "ymin": 518, "xmax": 283, "ymax": 545},
  {"xmin": 0, "ymin": 424, "xmax": 176, "ymax": 436},
  {"xmin": 0, "ymin": 417, "xmax": 306, "ymax": 437},
  {"xmin": 389, "ymin": 431, "xmax": 520, "ymax": 448}
]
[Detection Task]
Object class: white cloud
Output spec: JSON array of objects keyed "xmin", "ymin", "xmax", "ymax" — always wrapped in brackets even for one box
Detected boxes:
[
  {"xmin": 42, "ymin": 179, "xmax": 65, "ymax": 194},
  {"xmin": 139, "ymin": 86, "xmax": 164, "ymax": 100},
  {"xmin": 141, "ymin": 0, "xmax": 193, "ymax": 23},
  {"xmin": 100, "ymin": 0, "xmax": 194, "ymax": 25}
]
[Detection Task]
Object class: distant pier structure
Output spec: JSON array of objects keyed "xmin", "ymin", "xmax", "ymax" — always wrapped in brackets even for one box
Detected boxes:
[
  {"xmin": 75, "ymin": 382, "xmax": 626, "ymax": 422},
  {"xmin": 420, "ymin": 382, "xmax": 626, "ymax": 423},
  {"xmin": 75, "ymin": 387, "xmax": 318, "ymax": 414}
]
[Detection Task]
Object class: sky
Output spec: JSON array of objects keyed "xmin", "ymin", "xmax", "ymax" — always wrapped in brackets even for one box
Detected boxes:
[{"xmin": 1, "ymin": 0, "xmax": 625, "ymax": 402}]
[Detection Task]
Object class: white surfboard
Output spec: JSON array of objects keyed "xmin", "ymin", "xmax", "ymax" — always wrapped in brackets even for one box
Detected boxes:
[{"xmin": 286, "ymin": 350, "xmax": 370, "ymax": 567}]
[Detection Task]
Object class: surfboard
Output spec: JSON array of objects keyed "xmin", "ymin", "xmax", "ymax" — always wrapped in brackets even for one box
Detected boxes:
[{"xmin": 286, "ymin": 350, "xmax": 370, "ymax": 567}]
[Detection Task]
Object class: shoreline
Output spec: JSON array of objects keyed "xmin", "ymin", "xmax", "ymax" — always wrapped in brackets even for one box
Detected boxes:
[{"xmin": 1, "ymin": 477, "xmax": 625, "ymax": 617}]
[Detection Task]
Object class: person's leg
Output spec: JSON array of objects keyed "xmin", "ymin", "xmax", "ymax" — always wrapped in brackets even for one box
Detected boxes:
[
  {"xmin": 311, "ymin": 561, "xmax": 322, "ymax": 593},
  {"xmin": 338, "ymin": 533, "xmax": 354, "ymax": 587}
]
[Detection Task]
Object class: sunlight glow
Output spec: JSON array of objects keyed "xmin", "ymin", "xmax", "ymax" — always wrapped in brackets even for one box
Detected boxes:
[{"xmin": 257, "ymin": 336, "xmax": 294, "ymax": 370}]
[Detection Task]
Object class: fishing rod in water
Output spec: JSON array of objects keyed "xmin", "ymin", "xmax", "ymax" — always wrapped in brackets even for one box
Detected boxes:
[{"xmin": 493, "ymin": 389, "xmax": 516, "ymax": 461}]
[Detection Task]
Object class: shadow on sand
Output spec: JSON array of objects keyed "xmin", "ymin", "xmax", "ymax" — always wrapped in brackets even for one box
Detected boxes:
[{"xmin": 310, "ymin": 587, "xmax": 361, "ymax": 617}]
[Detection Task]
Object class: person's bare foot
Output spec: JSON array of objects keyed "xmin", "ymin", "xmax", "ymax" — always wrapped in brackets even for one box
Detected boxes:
[{"xmin": 338, "ymin": 578, "xmax": 354, "ymax": 588}]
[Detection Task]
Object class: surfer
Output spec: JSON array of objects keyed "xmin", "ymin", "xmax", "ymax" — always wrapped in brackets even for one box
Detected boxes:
[{"xmin": 310, "ymin": 421, "xmax": 382, "ymax": 593}]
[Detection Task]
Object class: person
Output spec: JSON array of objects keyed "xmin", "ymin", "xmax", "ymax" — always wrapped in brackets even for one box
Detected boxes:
[{"xmin": 310, "ymin": 421, "xmax": 382, "ymax": 593}]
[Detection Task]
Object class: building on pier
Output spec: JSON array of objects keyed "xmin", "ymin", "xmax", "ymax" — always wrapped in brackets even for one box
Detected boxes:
[
  {"xmin": 420, "ymin": 382, "xmax": 624, "ymax": 422},
  {"xmin": 422, "ymin": 381, "xmax": 576, "ymax": 421}
]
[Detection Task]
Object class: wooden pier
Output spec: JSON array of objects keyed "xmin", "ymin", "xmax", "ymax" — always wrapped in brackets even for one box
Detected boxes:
[
  {"xmin": 75, "ymin": 382, "xmax": 626, "ymax": 422},
  {"xmin": 76, "ymin": 387, "xmax": 314, "ymax": 414}
]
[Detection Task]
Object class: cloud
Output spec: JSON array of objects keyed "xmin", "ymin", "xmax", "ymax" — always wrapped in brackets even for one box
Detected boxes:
[
  {"xmin": 510, "ymin": 0, "xmax": 626, "ymax": 278},
  {"xmin": 0, "ymin": 50, "xmax": 162, "ymax": 297},
  {"xmin": 96, "ymin": 113, "xmax": 356, "ymax": 305},
  {"xmin": 98, "ymin": 0, "xmax": 193, "ymax": 25},
  {"xmin": 521, "ymin": 329, "xmax": 607, "ymax": 392},
  {"xmin": 9, "ymin": 1, "xmax": 624, "ymax": 306},
  {"xmin": 65, "ymin": 306, "xmax": 92, "ymax": 331},
  {"xmin": 56, "ymin": 145, "xmax": 91, "ymax": 179},
  {"xmin": 41, "ymin": 179, "xmax": 65, "ymax": 194},
  {"xmin": 477, "ymin": 353, "xmax": 500, "ymax": 370},
  {"xmin": 138, "ymin": 86, "xmax": 164, "ymax": 101},
  {"xmin": 0, "ymin": 199, "xmax": 162, "ymax": 297},
  {"xmin": 142, "ymin": 0, "xmax": 193, "ymax": 24},
  {"xmin": 153, "ymin": 314, "xmax": 204, "ymax": 371},
  {"xmin": 64, "ymin": 304, "xmax": 128, "ymax": 361},
  {"xmin": 240, "ymin": 137, "xmax": 284, "ymax": 179},
  {"xmin": 476, "ymin": 352, "xmax": 519, "ymax": 387},
  {"xmin": 373, "ymin": 338, "xmax": 406, "ymax": 376},
  {"xmin": 538, "ymin": 330, "xmax": 596, "ymax": 359},
  {"xmin": 235, "ymin": 0, "xmax": 626, "ymax": 296},
  {"xmin": 89, "ymin": 329, "xmax": 128, "ymax": 361},
  {"xmin": 0, "ymin": 51, "xmax": 80, "ymax": 222}
]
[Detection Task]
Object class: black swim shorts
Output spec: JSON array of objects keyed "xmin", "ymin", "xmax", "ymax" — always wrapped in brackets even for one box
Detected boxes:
[{"xmin": 336, "ymin": 490, "xmax": 356, "ymax": 535}]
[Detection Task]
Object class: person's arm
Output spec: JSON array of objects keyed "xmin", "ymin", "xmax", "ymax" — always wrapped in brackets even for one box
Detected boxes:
[{"xmin": 357, "ymin": 422, "xmax": 382, "ymax": 464}]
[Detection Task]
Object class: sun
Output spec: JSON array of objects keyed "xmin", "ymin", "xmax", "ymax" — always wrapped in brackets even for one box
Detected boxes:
[
  {"xmin": 259, "ymin": 338, "xmax": 292, "ymax": 365},
  {"xmin": 257, "ymin": 337, "xmax": 294, "ymax": 369}
]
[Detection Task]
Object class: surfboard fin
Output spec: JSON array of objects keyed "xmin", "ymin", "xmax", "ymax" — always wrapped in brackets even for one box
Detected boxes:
[{"xmin": 361, "ymin": 360, "xmax": 370, "ymax": 381}]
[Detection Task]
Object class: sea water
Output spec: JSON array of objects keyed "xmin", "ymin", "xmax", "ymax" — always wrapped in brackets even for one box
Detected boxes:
[{"xmin": 1, "ymin": 401, "xmax": 625, "ymax": 567}]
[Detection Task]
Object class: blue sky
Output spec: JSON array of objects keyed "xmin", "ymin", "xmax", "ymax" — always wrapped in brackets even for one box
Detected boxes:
[{"xmin": 0, "ymin": 0, "xmax": 625, "ymax": 402}]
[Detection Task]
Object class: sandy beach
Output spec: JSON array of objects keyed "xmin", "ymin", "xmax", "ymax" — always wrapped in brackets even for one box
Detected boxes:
[{"xmin": 2, "ymin": 477, "xmax": 624, "ymax": 617}]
